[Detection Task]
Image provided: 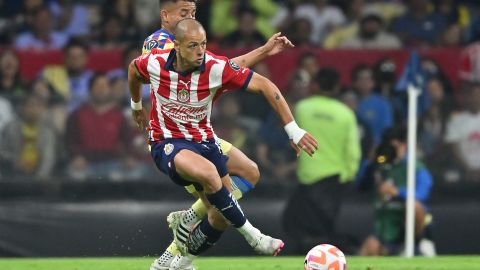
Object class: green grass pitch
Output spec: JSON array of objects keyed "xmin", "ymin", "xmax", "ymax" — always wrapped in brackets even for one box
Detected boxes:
[{"xmin": 0, "ymin": 256, "xmax": 479, "ymax": 270}]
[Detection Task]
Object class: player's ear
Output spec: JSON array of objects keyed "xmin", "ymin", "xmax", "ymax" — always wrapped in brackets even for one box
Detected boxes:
[
  {"xmin": 174, "ymin": 40, "xmax": 180, "ymax": 51},
  {"xmin": 160, "ymin": 9, "xmax": 168, "ymax": 24}
]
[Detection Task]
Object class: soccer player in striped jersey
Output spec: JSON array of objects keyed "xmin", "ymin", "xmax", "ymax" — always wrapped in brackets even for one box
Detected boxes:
[
  {"xmin": 142, "ymin": 1, "xmax": 294, "ymax": 269},
  {"xmin": 129, "ymin": 19, "xmax": 317, "ymax": 269}
]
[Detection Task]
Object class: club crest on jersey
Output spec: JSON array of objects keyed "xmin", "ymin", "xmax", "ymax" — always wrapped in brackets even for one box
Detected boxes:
[
  {"xmin": 164, "ymin": 143, "xmax": 174, "ymax": 155},
  {"xmin": 228, "ymin": 59, "xmax": 240, "ymax": 71},
  {"xmin": 178, "ymin": 89, "xmax": 190, "ymax": 102}
]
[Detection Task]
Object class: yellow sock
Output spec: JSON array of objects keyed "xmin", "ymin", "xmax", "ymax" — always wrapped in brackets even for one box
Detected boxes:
[
  {"xmin": 191, "ymin": 199, "xmax": 208, "ymax": 217},
  {"xmin": 231, "ymin": 189, "xmax": 243, "ymax": 200},
  {"xmin": 166, "ymin": 241, "xmax": 180, "ymax": 256}
]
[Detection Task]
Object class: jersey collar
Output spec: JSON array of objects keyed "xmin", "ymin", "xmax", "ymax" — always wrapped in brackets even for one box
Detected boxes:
[
  {"xmin": 164, "ymin": 49, "xmax": 206, "ymax": 76},
  {"xmin": 160, "ymin": 28, "xmax": 175, "ymax": 42}
]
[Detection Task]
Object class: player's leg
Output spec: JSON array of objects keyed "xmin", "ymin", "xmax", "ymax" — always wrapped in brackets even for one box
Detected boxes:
[
  {"xmin": 166, "ymin": 140, "xmax": 257, "ymax": 236},
  {"xmin": 172, "ymin": 143, "xmax": 284, "ymax": 255},
  {"xmin": 175, "ymin": 141, "xmax": 258, "ymax": 229},
  {"xmin": 152, "ymin": 141, "xmax": 257, "ymax": 269},
  {"xmin": 223, "ymin": 140, "xmax": 260, "ymax": 188}
]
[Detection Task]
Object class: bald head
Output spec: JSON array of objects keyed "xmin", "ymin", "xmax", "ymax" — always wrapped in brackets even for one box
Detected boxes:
[{"xmin": 174, "ymin": 18, "xmax": 205, "ymax": 42}]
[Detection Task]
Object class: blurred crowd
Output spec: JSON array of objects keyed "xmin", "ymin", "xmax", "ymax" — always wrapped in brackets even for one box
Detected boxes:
[
  {"xmin": 1, "ymin": 0, "xmax": 480, "ymax": 185},
  {"xmin": 2, "ymin": 0, "xmax": 480, "ymax": 50}
]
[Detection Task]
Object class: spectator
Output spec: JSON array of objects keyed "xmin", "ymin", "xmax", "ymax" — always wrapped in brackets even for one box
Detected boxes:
[
  {"xmin": 363, "ymin": 0, "xmax": 406, "ymax": 24},
  {"xmin": 292, "ymin": 52, "xmax": 320, "ymax": 88},
  {"xmin": 0, "ymin": 49, "xmax": 27, "ymax": 104},
  {"xmin": 283, "ymin": 68, "xmax": 361, "ymax": 253},
  {"xmin": 133, "ymin": 0, "xmax": 159, "ymax": 31},
  {"xmin": 65, "ymin": 74, "xmax": 138, "ymax": 181},
  {"xmin": 323, "ymin": 0, "xmax": 364, "ymax": 49},
  {"xmin": 293, "ymin": 0, "xmax": 346, "ymax": 45},
  {"xmin": 0, "ymin": 0, "xmax": 23, "ymax": 45},
  {"xmin": 256, "ymin": 110, "xmax": 297, "ymax": 182},
  {"xmin": 340, "ymin": 90, "xmax": 375, "ymax": 164},
  {"xmin": 49, "ymin": 0, "xmax": 90, "ymax": 38},
  {"xmin": 42, "ymin": 40, "xmax": 93, "ymax": 112},
  {"xmin": 445, "ymin": 83, "xmax": 480, "ymax": 182},
  {"xmin": 435, "ymin": 0, "xmax": 472, "ymax": 30},
  {"xmin": 210, "ymin": 0, "xmax": 278, "ymax": 40},
  {"xmin": 99, "ymin": 0, "xmax": 140, "ymax": 44},
  {"xmin": 358, "ymin": 125, "xmax": 435, "ymax": 256},
  {"xmin": 390, "ymin": 0, "xmax": 447, "ymax": 47},
  {"xmin": 286, "ymin": 17, "xmax": 314, "ymax": 48},
  {"xmin": 213, "ymin": 95, "xmax": 251, "ymax": 153},
  {"xmin": 352, "ymin": 64, "xmax": 393, "ymax": 144},
  {"xmin": 0, "ymin": 94, "xmax": 57, "ymax": 180},
  {"xmin": 107, "ymin": 45, "xmax": 148, "ymax": 108},
  {"xmin": 255, "ymin": 91, "xmax": 300, "ymax": 182},
  {"xmin": 14, "ymin": 6, "xmax": 69, "ymax": 50},
  {"xmin": 373, "ymin": 58, "xmax": 404, "ymax": 122},
  {"xmin": 14, "ymin": 0, "xmax": 47, "ymax": 34},
  {"xmin": 221, "ymin": 7, "xmax": 266, "ymax": 49},
  {"xmin": 30, "ymin": 78, "xmax": 67, "ymax": 136},
  {"xmin": 418, "ymin": 77, "xmax": 453, "ymax": 184},
  {"xmin": 440, "ymin": 23, "xmax": 463, "ymax": 47},
  {"xmin": 340, "ymin": 13, "xmax": 401, "ymax": 49},
  {"xmin": 270, "ymin": 0, "xmax": 304, "ymax": 33},
  {"xmin": 96, "ymin": 14, "xmax": 132, "ymax": 49}
]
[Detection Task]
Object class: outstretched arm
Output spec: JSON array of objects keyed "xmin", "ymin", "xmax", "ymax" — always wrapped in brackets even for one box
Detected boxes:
[
  {"xmin": 246, "ymin": 72, "xmax": 318, "ymax": 156},
  {"xmin": 128, "ymin": 61, "xmax": 148, "ymax": 131},
  {"xmin": 231, "ymin": 32, "xmax": 294, "ymax": 68}
]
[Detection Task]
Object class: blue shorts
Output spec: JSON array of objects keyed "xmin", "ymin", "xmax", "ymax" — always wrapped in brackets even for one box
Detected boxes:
[{"xmin": 150, "ymin": 139, "xmax": 229, "ymax": 191}]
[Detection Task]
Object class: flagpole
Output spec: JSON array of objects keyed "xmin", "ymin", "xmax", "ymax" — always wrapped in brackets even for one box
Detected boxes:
[{"xmin": 405, "ymin": 83, "xmax": 420, "ymax": 258}]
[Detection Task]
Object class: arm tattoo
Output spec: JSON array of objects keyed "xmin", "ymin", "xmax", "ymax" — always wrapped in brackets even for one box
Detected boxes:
[{"xmin": 275, "ymin": 92, "xmax": 280, "ymax": 100}]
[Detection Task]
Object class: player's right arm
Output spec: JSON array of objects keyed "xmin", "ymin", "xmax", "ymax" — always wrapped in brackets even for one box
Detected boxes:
[
  {"xmin": 128, "ymin": 55, "xmax": 149, "ymax": 131},
  {"xmin": 246, "ymin": 72, "xmax": 318, "ymax": 156}
]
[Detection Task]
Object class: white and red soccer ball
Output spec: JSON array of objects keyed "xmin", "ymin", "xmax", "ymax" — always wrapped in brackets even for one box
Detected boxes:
[{"xmin": 304, "ymin": 244, "xmax": 346, "ymax": 270}]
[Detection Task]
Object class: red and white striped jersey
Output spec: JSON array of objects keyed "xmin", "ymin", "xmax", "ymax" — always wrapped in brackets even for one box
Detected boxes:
[{"xmin": 134, "ymin": 49, "xmax": 253, "ymax": 142}]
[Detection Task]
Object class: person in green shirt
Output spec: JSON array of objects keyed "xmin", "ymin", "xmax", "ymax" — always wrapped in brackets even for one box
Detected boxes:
[{"xmin": 282, "ymin": 67, "xmax": 361, "ymax": 253}]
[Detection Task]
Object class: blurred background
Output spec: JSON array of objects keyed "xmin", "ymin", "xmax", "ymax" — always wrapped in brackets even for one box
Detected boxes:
[{"xmin": 0, "ymin": 0, "xmax": 479, "ymax": 258}]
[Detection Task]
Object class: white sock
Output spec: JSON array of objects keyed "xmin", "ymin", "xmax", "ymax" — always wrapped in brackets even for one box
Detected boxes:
[{"xmin": 237, "ymin": 220, "xmax": 260, "ymax": 242}]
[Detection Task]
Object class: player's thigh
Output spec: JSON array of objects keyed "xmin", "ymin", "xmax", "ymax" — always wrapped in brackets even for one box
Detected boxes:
[
  {"xmin": 174, "ymin": 149, "xmax": 222, "ymax": 192},
  {"xmin": 225, "ymin": 144, "xmax": 260, "ymax": 185}
]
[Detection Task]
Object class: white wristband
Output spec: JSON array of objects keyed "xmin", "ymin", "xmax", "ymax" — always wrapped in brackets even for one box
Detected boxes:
[
  {"xmin": 284, "ymin": 121, "xmax": 306, "ymax": 144},
  {"xmin": 131, "ymin": 99, "xmax": 142, "ymax": 110}
]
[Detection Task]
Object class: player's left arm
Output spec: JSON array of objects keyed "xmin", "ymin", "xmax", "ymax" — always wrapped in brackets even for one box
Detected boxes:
[
  {"xmin": 246, "ymin": 72, "xmax": 317, "ymax": 156},
  {"xmin": 231, "ymin": 32, "xmax": 294, "ymax": 68}
]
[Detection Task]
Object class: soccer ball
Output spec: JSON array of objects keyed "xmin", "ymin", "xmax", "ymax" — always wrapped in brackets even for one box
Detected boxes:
[{"xmin": 304, "ymin": 244, "xmax": 346, "ymax": 270}]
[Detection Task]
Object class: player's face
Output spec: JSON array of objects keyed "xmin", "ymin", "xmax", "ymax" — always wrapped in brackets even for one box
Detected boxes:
[
  {"xmin": 176, "ymin": 30, "xmax": 206, "ymax": 69},
  {"xmin": 162, "ymin": 1, "xmax": 196, "ymax": 31}
]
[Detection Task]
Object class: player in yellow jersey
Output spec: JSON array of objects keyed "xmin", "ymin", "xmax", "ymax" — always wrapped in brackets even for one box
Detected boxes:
[{"xmin": 142, "ymin": 1, "xmax": 294, "ymax": 269}]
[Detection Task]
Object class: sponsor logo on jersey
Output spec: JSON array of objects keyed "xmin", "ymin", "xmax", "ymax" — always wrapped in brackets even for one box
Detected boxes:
[
  {"xmin": 164, "ymin": 143, "xmax": 174, "ymax": 155},
  {"xmin": 228, "ymin": 59, "xmax": 240, "ymax": 71},
  {"xmin": 162, "ymin": 103, "xmax": 208, "ymax": 123}
]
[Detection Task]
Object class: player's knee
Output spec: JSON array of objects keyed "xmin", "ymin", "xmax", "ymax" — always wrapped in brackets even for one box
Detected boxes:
[
  {"xmin": 194, "ymin": 163, "xmax": 222, "ymax": 193},
  {"xmin": 244, "ymin": 161, "xmax": 260, "ymax": 186}
]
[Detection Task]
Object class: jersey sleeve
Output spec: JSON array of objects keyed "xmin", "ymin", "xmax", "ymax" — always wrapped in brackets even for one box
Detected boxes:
[
  {"xmin": 221, "ymin": 59, "xmax": 254, "ymax": 92},
  {"xmin": 142, "ymin": 34, "xmax": 174, "ymax": 54},
  {"xmin": 133, "ymin": 53, "xmax": 151, "ymax": 81}
]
